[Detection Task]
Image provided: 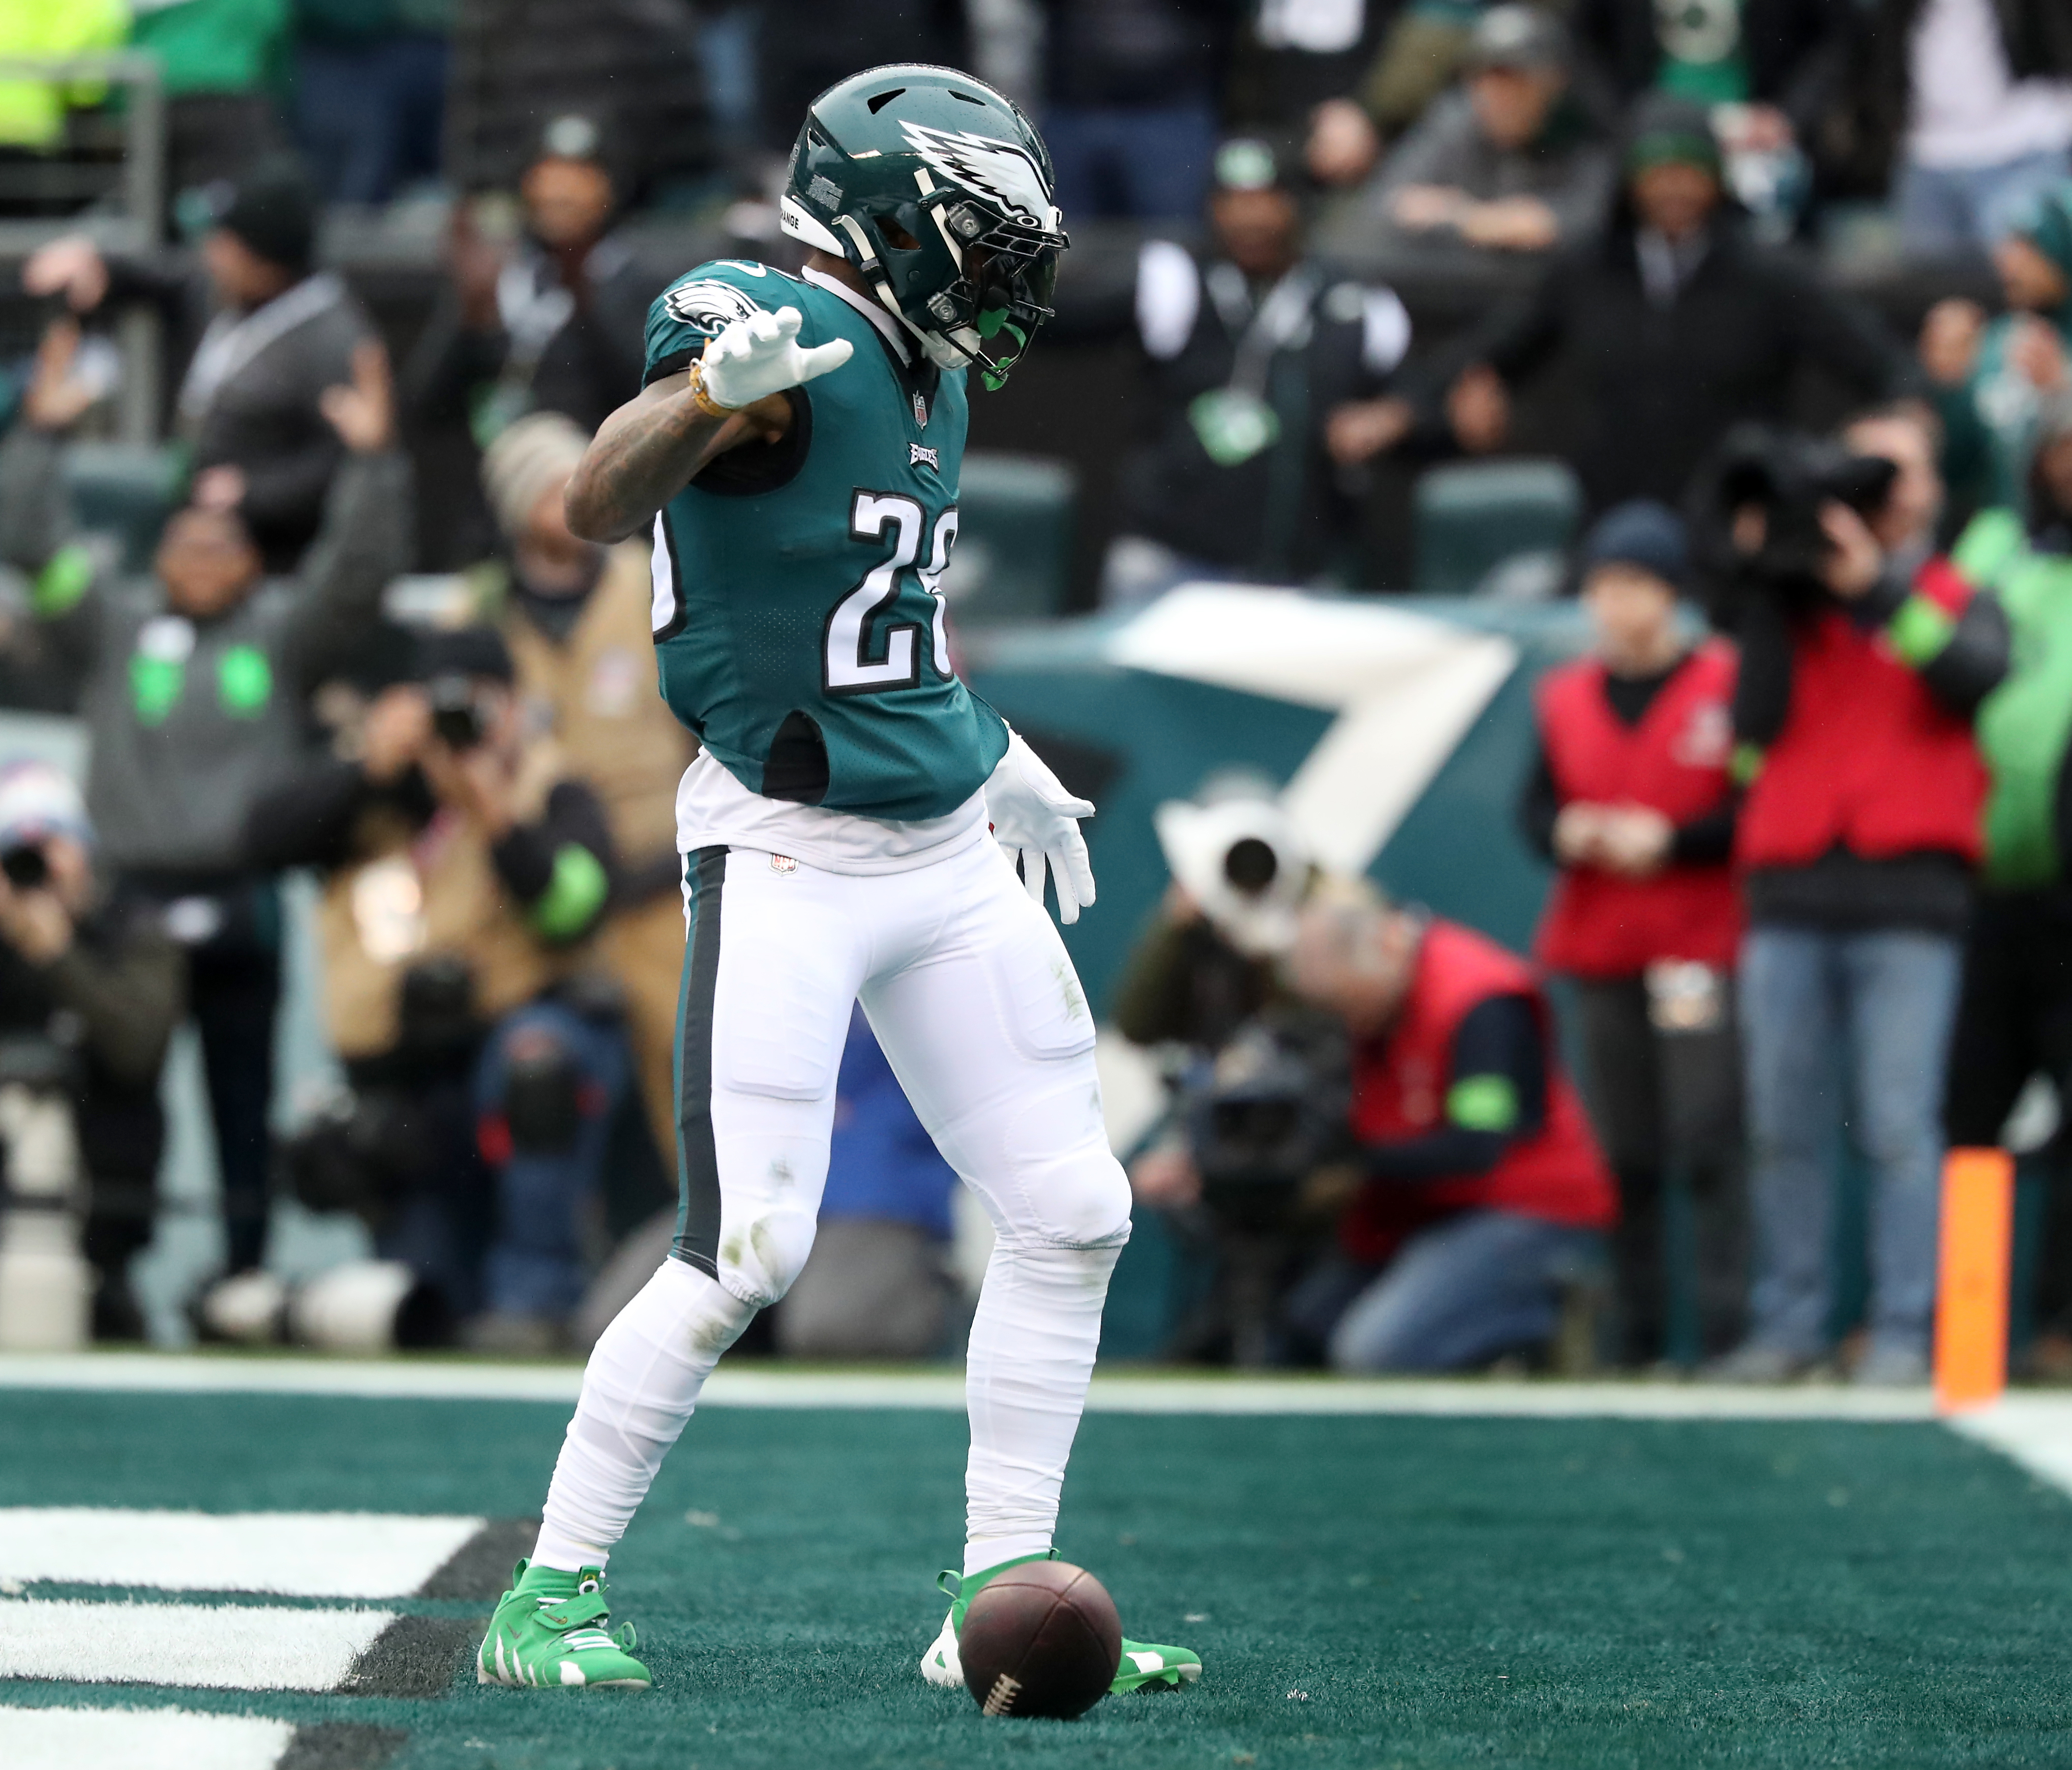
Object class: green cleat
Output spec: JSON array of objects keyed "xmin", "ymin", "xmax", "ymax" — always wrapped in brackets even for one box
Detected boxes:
[
  {"xmin": 918, "ymin": 1553, "xmax": 1203, "ymax": 1696},
  {"xmin": 477, "ymin": 1559, "xmax": 652, "ymax": 1690}
]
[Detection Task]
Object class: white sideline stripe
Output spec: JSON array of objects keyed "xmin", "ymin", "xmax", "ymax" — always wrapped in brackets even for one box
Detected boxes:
[
  {"xmin": 0, "ymin": 1598, "xmax": 393, "ymax": 1690},
  {"xmin": 1950, "ymin": 1396, "xmax": 2072, "ymax": 1497},
  {"xmin": 0, "ymin": 1353, "xmax": 1944, "ymax": 1418},
  {"xmin": 0, "ymin": 1508, "xmax": 483, "ymax": 1597},
  {"xmin": 1, "ymin": 1704, "xmax": 295, "ymax": 1770}
]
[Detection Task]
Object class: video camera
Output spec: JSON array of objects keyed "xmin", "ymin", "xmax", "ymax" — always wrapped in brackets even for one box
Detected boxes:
[
  {"xmin": 1693, "ymin": 423, "xmax": 1898, "ymax": 613},
  {"xmin": 1173, "ymin": 1015, "xmax": 1349, "ymax": 1233}
]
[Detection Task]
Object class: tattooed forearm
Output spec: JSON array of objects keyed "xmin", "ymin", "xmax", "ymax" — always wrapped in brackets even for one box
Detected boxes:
[{"xmin": 563, "ymin": 376, "xmax": 790, "ymax": 542}]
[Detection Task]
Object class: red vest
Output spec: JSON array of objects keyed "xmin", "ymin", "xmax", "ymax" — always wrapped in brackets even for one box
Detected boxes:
[
  {"xmin": 1533, "ymin": 642, "xmax": 1741, "ymax": 976},
  {"xmin": 1736, "ymin": 558, "xmax": 1989, "ymax": 870},
  {"xmin": 1340, "ymin": 920, "xmax": 1618, "ymax": 1264}
]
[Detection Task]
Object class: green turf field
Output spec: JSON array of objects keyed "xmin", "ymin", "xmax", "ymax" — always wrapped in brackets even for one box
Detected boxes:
[{"xmin": 6, "ymin": 1377, "xmax": 2072, "ymax": 1767}]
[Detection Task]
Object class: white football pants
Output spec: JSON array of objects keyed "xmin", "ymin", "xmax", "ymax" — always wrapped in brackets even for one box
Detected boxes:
[{"xmin": 534, "ymin": 833, "xmax": 1133, "ymax": 1574}]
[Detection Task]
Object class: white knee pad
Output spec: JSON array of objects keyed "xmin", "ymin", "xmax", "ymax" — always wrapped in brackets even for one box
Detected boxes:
[{"xmin": 975, "ymin": 1071, "xmax": 1132, "ymax": 1250}]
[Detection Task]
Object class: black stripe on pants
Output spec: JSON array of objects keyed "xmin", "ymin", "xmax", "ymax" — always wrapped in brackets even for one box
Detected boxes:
[{"xmin": 670, "ymin": 846, "xmax": 728, "ymax": 1279}]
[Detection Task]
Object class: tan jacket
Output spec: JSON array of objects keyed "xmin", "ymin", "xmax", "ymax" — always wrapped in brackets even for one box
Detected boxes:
[
  {"xmin": 503, "ymin": 542, "xmax": 695, "ymax": 869},
  {"xmin": 318, "ymin": 740, "xmax": 581, "ymax": 1061}
]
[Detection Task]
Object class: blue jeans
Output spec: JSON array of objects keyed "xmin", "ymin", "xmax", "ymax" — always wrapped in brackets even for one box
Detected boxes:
[
  {"xmin": 1042, "ymin": 101, "xmax": 1217, "ymax": 220},
  {"xmin": 1896, "ymin": 147, "xmax": 2072, "ymax": 255},
  {"xmin": 1322, "ymin": 1212, "xmax": 1606, "ymax": 1372},
  {"xmin": 1739, "ymin": 926, "xmax": 1962, "ymax": 1358},
  {"xmin": 475, "ymin": 1000, "xmax": 630, "ymax": 1318}
]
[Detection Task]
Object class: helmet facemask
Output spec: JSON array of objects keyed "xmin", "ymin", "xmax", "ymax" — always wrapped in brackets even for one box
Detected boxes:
[{"xmin": 826, "ymin": 189, "xmax": 1064, "ymax": 390}]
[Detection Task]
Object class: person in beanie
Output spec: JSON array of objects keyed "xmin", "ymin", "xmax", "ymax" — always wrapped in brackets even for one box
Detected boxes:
[
  {"xmin": 0, "ymin": 315, "xmax": 409, "ymax": 1286},
  {"xmin": 1446, "ymin": 94, "xmax": 1912, "ymax": 511},
  {"xmin": 1343, "ymin": 5, "xmax": 1616, "ymax": 264},
  {"xmin": 476, "ymin": 411, "xmax": 697, "ymax": 1169},
  {"xmin": 1519, "ymin": 500, "xmax": 1744, "ymax": 1364},
  {"xmin": 1921, "ymin": 180, "xmax": 2072, "ymax": 518},
  {"xmin": 0, "ymin": 760, "xmax": 185, "ymax": 1340},
  {"xmin": 22, "ymin": 156, "xmax": 374, "ymax": 571},
  {"xmin": 1941, "ymin": 391, "xmax": 2072, "ymax": 1374}
]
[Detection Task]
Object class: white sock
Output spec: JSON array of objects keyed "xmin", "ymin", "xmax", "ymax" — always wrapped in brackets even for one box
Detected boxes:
[
  {"xmin": 963, "ymin": 1239, "xmax": 1122, "ymax": 1565},
  {"xmin": 532, "ymin": 1258, "xmax": 755, "ymax": 1573},
  {"xmin": 963, "ymin": 1534, "xmax": 1054, "ymax": 1579}
]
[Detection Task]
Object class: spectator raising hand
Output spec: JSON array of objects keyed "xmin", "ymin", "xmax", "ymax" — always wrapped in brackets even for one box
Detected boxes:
[
  {"xmin": 20, "ymin": 317, "xmax": 99, "ymax": 434},
  {"xmin": 319, "ymin": 340, "xmax": 399, "ymax": 456}
]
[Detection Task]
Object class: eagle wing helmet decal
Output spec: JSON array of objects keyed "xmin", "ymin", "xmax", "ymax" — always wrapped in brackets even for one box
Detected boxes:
[{"xmin": 896, "ymin": 120, "xmax": 1062, "ymax": 235}]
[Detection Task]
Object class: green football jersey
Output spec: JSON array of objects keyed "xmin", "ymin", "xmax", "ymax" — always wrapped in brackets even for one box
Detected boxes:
[{"xmin": 644, "ymin": 259, "xmax": 1007, "ymax": 821}]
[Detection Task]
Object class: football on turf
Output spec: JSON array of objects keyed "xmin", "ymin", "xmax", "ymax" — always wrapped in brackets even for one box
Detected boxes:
[{"xmin": 959, "ymin": 1560, "xmax": 1122, "ymax": 1719}]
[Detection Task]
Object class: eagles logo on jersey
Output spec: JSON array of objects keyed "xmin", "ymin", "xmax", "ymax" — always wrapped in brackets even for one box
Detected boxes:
[
  {"xmin": 661, "ymin": 279, "xmax": 768, "ymax": 337},
  {"xmin": 777, "ymin": 65, "xmax": 1067, "ymax": 391}
]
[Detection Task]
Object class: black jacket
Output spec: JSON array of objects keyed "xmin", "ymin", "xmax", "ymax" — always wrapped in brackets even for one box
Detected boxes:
[
  {"xmin": 407, "ymin": 236, "xmax": 661, "ymax": 440},
  {"xmin": 1121, "ymin": 244, "xmax": 1417, "ymax": 581},
  {"xmin": 0, "ymin": 892, "xmax": 184, "ymax": 1272},
  {"xmin": 1466, "ymin": 215, "xmax": 1910, "ymax": 512},
  {"xmin": 1041, "ymin": 0, "xmax": 1230, "ymax": 107},
  {"xmin": 102, "ymin": 259, "xmax": 371, "ymax": 572}
]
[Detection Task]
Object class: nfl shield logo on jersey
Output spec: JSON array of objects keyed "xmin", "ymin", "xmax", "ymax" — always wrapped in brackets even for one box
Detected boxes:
[{"xmin": 913, "ymin": 391, "xmax": 928, "ymax": 426}]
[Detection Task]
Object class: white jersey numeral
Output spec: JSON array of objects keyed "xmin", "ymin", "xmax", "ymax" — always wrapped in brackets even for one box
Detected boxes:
[
  {"xmin": 825, "ymin": 493, "xmax": 960, "ymax": 694},
  {"xmin": 917, "ymin": 507, "xmax": 958, "ymax": 679}
]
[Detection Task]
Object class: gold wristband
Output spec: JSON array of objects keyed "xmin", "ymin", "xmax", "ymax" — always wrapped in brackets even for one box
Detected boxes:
[{"xmin": 686, "ymin": 358, "xmax": 739, "ymax": 420}]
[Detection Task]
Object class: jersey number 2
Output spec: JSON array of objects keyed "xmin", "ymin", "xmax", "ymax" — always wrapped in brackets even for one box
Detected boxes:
[{"xmin": 825, "ymin": 491, "xmax": 957, "ymax": 694}]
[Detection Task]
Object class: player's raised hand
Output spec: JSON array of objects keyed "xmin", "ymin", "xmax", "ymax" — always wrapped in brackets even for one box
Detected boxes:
[
  {"xmin": 986, "ymin": 729, "xmax": 1097, "ymax": 925},
  {"xmin": 698, "ymin": 306, "xmax": 853, "ymax": 410}
]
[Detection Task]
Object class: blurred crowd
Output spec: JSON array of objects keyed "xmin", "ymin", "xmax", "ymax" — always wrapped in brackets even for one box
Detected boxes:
[{"xmin": 0, "ymin": 1, "xmax": 2063, "ymax": 1375}]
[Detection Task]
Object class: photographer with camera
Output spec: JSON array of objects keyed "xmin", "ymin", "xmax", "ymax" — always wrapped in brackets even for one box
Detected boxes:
[
  {"xmin": 1282, "ymin": 893, "xmax": 1617, "ymax": 1374},
  {"xmin": 0, "ymin": 316, "xmax": 408, "ymax": 1289},
  {"xmin": 244, "ymin": 627, "xmax": 630, "ymax": 1349},
  {"xmin": 0, "ymin": 762, "xmax": 184, "ymax": 1340},
  {"xmin": 1520, "ymin": 501, "xmax": 1744, "ymax": 1365},
  {"xmin": 1116, "ymin": 796, "xmax": 1345, "ymax": 1365},
  {"xmin": 476, "ymin": 412, "xmax": 697, "ymax": 1170},
  {"xmin": 1707, "ymin": 404, "xmax": 2009, "ymax": 1385}
]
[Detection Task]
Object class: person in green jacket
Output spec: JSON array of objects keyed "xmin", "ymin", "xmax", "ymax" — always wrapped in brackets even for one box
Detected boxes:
[
  {"xmin": 1944, "ymin": 390, "xmax": 2072, "ymax": 1374},
  {"xmin": 1921, "ymin": 180, "xmax": 2072, "ymax": 519}
]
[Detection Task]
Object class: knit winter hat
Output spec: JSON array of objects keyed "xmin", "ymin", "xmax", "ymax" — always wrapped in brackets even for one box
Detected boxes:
[
  {"xmin": 1580, "ymin": 499, "xmax": 1689, "ymax": 589},
  {"xmin": 1624, "ymin": 94, "xmax": 1722, "ymax": 177},
  {"xmin": 213, "ymin": 158, "xmax": 318, "ymax": 272},
  {"xmin": 481, "ymin": 411, "xmax": 589, "ymax": 539}
]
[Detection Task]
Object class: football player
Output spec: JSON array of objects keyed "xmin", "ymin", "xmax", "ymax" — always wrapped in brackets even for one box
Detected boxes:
[{"xmin": 477, "ymin": 65, "xmax": 1202, "ymax": 1698}]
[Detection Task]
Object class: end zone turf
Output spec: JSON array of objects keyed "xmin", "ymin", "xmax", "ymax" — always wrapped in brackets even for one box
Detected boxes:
[{"xmin": 5, "ymin": 1368, "xmax": 2072, "ymax": 1768}]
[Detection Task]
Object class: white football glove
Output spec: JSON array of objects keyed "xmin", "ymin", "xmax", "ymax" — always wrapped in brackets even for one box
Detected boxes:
[
  {"xmin": 697, "ymin": 306, "xmax": 853, "ymax": 409},
  {"xmin": 985, "ymin": 728, "xmax": 1097, "ymax": 925}
]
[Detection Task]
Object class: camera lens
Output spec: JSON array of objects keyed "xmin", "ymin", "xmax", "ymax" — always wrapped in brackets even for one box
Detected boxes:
[
  {"xmin": 2, "ymin": 844, "xmax": 50, "ymax": 890},
  {"xmin": 427, "ymin": 675, "xmax": 484, "ymax": 751},
  {"xmin": 1223, "ymin": 837, "xmax": 1279, "ymax": 896}
]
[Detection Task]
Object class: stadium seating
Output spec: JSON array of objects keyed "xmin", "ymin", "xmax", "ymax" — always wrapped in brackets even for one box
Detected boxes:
[{"xmin": 1413, "ymin": 459, "xmax": 1582, "ymax": 597}]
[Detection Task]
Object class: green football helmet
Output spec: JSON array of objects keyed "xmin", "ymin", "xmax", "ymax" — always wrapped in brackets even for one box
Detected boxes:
[{"xmin": 778, "ymin": 64, "xmax": 1068, "ymax": 390}]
